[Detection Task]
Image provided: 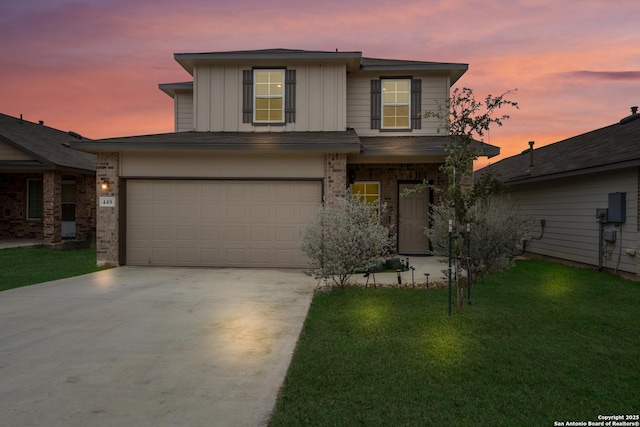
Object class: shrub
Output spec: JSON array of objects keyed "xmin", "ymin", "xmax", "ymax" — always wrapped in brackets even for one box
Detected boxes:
[
  {"xmin": 428, "ymin": 201, "xmax": 529, "ymax": 282},
  {"xmin": 300, "ymin": 196, "xmax": 393, "ymax": 288}
]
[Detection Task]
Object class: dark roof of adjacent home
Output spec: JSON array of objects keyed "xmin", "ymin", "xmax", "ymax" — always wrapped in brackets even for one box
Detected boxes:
[
  {"xmin": 71, "ymin": 129, "xmax": 363, "ymax": 154},
  {"xmin": 478, "ymin": 112, "xmax": 640, "ymax": 185},
  {"xmin": 0, "ymin": 113, "xmax": 96, "ymax": 173}
]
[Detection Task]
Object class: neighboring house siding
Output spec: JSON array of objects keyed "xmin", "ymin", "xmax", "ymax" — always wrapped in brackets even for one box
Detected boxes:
[
  {"xmin": 175, "ymin": 91, "xmax": 193, "ymax": 132},
  {"xmin": 193, "ymin": 64, "xmax": 346, "ymax": 132},
  {"xmin": 0, "ymin": 142, "xmax": 34, "ymax": 160},
  {"xmin": 506, "ymin": 168, "xmax": 638, "ymax": 275},
  {"xmin": 346, "ymin": 73, "xmax": 448, "ymax": 136}
]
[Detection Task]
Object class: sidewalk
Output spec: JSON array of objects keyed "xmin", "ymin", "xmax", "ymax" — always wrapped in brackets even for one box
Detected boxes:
[{"xmin": 350, "ymin": 255, "xmax": 448, "ymax": 287}]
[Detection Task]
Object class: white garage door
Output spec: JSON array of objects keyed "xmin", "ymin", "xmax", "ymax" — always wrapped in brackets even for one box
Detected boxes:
[{"xmin": 126, "ymin": 180, "xmax": 322, "ymax": 268}]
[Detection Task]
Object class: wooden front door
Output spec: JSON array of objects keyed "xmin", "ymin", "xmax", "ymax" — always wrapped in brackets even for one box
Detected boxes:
[{"xmin": 398, "ymin": 182, "xmax": 430, "ymax": 255}]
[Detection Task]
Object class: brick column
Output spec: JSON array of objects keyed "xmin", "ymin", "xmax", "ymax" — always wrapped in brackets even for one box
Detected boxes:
[
  {"xmin": 96, "ymin": 153, "xmax": 120, "ymax": 267},
  {"xmin": 42, "ymin": 170, "xmax": 62, "ymax": 244},
  {"xmin": 323, "ymin": 153, "xmax": 348, "ymax": 204}
]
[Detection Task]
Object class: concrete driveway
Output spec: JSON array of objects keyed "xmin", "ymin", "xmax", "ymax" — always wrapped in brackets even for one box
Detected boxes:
[{"xmin": 0, "ymin": 267, "xmax": 317, "ymax": 426}]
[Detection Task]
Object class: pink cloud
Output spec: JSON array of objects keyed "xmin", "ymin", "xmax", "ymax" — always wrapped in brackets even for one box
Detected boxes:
[{"xmin": 0, "ymin": 0, "xmax": 639, "ymax": 161}]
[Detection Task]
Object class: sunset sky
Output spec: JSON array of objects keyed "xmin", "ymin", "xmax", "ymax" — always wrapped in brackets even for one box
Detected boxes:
[{"xmin": 1, "ymin": 0, "xmax": 639, "ymax": 167}]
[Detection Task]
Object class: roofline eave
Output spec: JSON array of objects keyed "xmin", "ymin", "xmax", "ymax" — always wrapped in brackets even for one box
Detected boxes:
[{"xmin": 502, "ymin": 158, "xmax": 640, "ymax": 185}]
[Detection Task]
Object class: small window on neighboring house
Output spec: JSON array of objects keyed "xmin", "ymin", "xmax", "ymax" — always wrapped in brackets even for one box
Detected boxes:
[
  {"xmin": 243, "ymin": 69, "xmax": 296, "ymax": 124},
  {"xmin": 371, "ymin": 78, "xmax": 422, "ymax": 130},
  {"xmin": 27, "ymin": 179, "xmax": 43, "ymax": 220}
]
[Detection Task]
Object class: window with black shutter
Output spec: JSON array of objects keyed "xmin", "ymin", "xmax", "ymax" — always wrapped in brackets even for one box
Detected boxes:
[
  {"xmin": 371, "ymin": 78, "xmax": 422, "ymax": 130},
  {"xmin": 243, "ymin": 69, "xmax": 295, "ymax": 124}
]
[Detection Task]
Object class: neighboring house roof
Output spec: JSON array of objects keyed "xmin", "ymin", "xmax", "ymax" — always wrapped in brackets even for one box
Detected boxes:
[
  {"xmin": 359, "ymin": 136, "xmax": 499, "ymax": 158},
  {"xmin": 162, "ymin": 48, "xmax": 468, "ymax": 90},
  {"xmin": 479, "ymin": 112, "xmax": 640, "ymax": 184},
  {"xmin": 0, "ymin": 113, "xmax": 96, "ymax": 173},
  {"xmin": 71, "ymin": 130, "xmax": 363, "ymax": 154}
]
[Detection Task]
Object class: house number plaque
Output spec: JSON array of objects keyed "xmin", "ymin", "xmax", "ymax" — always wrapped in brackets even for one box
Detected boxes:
[{"xmin": 99, "ymin": 197, "xmax": 116, "ymax": 207}]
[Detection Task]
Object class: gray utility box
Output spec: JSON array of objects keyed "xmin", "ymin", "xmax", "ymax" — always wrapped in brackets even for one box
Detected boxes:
[
  {"xmin": 608, "ymin": 192, "xmax": 626, "ymax": 223},
  {"xmin": 603, "ymin": 229, "xmax": 617, "ymax": 242}
]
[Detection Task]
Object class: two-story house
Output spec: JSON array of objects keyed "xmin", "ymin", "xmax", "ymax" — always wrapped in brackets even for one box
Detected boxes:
[{"xmin": 73, "ymin": 49, "xmax": 499, "ymax": 268}]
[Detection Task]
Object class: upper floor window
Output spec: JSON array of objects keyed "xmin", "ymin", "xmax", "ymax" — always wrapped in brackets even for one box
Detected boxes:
[
  {"xmin": 254, "ymin": 70, "xmax": 284, "ymax": 123},
  {"xmin": 243, "ymin": 69, "xmax": 296, "ymax": 125},
  {"xmin": 382, "ymin": 79, "xmax": 410, "ymax": 129},
  {"xmin": 371, "ymin": 78, "xmax": 422, "ymax": 131}
]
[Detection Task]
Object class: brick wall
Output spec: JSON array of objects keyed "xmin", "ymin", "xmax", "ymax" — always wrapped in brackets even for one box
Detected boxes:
[
  {"xmin": 0, "ymin": 173, "xmax": 43, "ymax": 239},
  {"xmin": 75, "ymin": 173, "xmax": 96, "ymax": 239},
  {"xmin": 347, "ymin": 163, "xmax": 447, "ymax": 229},
  {"xmin": 42, "ymin": 170, "xmax": 62, "ymax": 243},
  {"xmin": 324, "ymin": 153, "xmax": 348, "ymax": 203},
  {"xmin": 96, "ymin": 152, "xmax": 120, "ymax": 266}
]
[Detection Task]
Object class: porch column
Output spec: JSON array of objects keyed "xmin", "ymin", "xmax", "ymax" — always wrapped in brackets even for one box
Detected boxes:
[
  {"xmin": 96, "ymin": 152, "xmax": 120, "ymax": 267},
  {"xmin": 42, "ymin": 170, "xmax": 62, "ymax": 244},
  {"xmin": 323, "ymin": 153, "xmax": 348, "ymax": 204},
  {"xmin": 75, "ymin": 174, "xmax": 96, "ymax": 241}
]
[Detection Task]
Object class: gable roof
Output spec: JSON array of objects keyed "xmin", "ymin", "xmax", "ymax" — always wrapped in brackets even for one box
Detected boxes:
[
  {"xmin": 360, "ymin": 57, "xmax": 468, "ymax": 84},
  {"xmin": 359, "ymin": 136, "xmax": 499, "ymax": 158},
  {"xmin": 71, "ymin": 130, "xmax": 363, "ymax": 154},
  {"xmin": 72, "ymin": 129, "xmax": 501, "ymax": 160},
  {"xmin": 0, "ymin": 113, "xmax": 96, "ymax": 173},
  {"xmin": 479, "ymin": 113, "xmax": 640, "ymax": 184},
  {"xmin": 174, "ymin": 48, "xmax": 363, "ymax": 74},
  {"xmin": 164, "ymin": 48, "xmax": 468, "ymax": 89}
]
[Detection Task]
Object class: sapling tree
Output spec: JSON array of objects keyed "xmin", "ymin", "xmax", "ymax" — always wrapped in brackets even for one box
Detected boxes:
[
  {"xmin": 300, "ymin": 195, "xmax": 392, "ymax": 288},
  {"xmin": 419, "ymin": 87, "xmax": 524, "ymax": 310}
]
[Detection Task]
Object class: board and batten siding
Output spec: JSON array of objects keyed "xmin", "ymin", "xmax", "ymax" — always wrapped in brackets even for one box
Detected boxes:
[
  {"xmin": 505, "ymin": 167, "xmax": 638, "ymax": 275},
  {"xmin": 175, "ymin": 91, "xmax": 193, "ymax": 132},
  {"xmin": 346, "ymin": 73, "xmax": 449, "ymax": 136},
  {"xmin": 193, "ymin": 64, "xmax": 346, "ymax": 132}
]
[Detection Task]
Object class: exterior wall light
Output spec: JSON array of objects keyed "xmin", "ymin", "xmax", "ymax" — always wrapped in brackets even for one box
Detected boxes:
[{"xmin": 100, "ymin": 179, "xmax": 109, "ymax": 191}]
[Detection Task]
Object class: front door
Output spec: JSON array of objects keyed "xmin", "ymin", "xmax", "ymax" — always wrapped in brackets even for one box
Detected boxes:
[{"xmin": 398, "ymin": 182, "xmax": 430, "ymax": 255}]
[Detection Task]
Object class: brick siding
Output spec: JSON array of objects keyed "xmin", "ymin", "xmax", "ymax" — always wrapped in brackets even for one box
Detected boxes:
[
  {"xmin": 347, "ymin": 163, "xmax": 447, "ymax": 229},
  {"xmin": 0, "ymin": 173, "xmax": 43, "ymax": 239},
  {"xmin": 96, "ymin": 152, "xmax": 120, "ymax": 266}
]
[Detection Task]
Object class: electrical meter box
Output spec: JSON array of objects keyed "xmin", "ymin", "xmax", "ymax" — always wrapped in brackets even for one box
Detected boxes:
[
  {"xmin": 596, "ymin": 208, "xmax": 608, "ymax": 223},
  {"xmin": 603, "ymin": 229, "xmax": 617, "ymax": 242},
  {"xmin": 608, "ymin": 192, "xmax": 626, "ymax": 223}
]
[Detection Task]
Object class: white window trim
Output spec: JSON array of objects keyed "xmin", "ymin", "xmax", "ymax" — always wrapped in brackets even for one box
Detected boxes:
[
  {"xmin": 381, "ymin": 78, "xmax": 411, "ymax": 130},
  {"xmin": 253, "ymin": 69, "xmax": 285, "ymax": 124},
  {"xmin": 27, "ymin": 179, "xmax": 43, "ymax": 221}
]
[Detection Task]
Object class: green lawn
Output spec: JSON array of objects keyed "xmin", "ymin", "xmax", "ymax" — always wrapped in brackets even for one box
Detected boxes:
[
  {"xmin": 270, "ymin": 260, "xmax": 640, "ymax": 426},
  {"xmin": 0, "ymin": 247, "xmax": 105, "ymax": 292}
]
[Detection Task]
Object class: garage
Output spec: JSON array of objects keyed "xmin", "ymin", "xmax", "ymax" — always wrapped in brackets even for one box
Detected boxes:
[{"xmin": 126, "ymin": 179, "xmax": 322, "ymax": 267}]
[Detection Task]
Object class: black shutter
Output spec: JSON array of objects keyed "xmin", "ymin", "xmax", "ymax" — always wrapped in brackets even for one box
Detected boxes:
[
  {"xmin": 411, "ymin": 78, "xmax": 422, "ymax": 129},
  {"xmin": 371, "ymin": 79, "xmax": 381, "ymax": 129},
  {"xmin": 242, "ymin": 70, "xmax": 253, "ymax": 123},
  {"xmin": 285, "ymin": 69, "xmax": 296, "ymax": 123}
]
